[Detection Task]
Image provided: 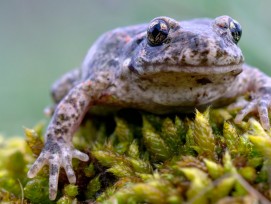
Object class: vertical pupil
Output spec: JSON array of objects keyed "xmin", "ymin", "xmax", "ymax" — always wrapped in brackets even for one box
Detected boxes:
[
  {"xmin": 230, "ymin": 22, "xmax": 242, "ymax": 44},
  {"xmin": 147, "ymin": 20, "xmax": 169, "ymax": 46},
  {"xmin": 152, "ymin": 24, "xmax": 161, "ymax": 38}
]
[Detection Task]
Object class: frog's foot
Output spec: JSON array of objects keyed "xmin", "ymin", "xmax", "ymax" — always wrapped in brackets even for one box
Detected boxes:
[
  {"xmin": 27, "ymin": 140, "xmax": 89, "ymax": 200},
  {"xmin": 232, "ymin": 94, "xmax": 271, "ymax": 130}
]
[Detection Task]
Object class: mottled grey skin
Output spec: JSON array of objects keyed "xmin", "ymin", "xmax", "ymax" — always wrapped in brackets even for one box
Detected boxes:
[{"xmin": 28, "ymin": 16, "xmax": 271, "ymax": 200}]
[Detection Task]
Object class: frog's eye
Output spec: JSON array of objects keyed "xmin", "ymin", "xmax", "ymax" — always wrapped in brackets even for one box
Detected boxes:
[
  {"xmin": 147, "ymin": 19, "xmax": 169, "ymax": 46},
  {"xmin": 215, "ymin": 16, "xmax": 242, "ymax": 44},
  {"xmin": 229, "ymin": 19, "xmax": 242, "ymax": 44}
]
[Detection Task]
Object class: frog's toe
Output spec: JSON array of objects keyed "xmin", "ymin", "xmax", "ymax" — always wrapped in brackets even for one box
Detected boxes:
[
  {"xmin": 234, "ymin": 99, "xmax": 257, "ymax": 123},
  {"xmin": 258, "ymin": 96, "xmax": 271, "ymax": 130},
  {"xmin": 49, "ymin": 155, "xmax": 61, "ymax": 200},
  {"xmin": 62, "ymin": 151, "xmax": 76, "ymax": 183},
  {"xmin": 228, "ymin": 97, "xmax": 249, "ymax": 111},
  {"xmin": 64, "ymin": 163, "xmax": 76, "ymax": 183},
  {"xmin": 27, "ymin": 151, "xmax": 48, "ymax": 178},
  {"xmin": 72, "ymin": 149, "xmax": 89, "ymax": 161}
]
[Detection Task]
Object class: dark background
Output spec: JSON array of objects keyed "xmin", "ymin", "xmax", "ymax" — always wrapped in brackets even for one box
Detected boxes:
[{"xmin": 1, "ymin": 0, "xmax": 271, "ymax": 136}]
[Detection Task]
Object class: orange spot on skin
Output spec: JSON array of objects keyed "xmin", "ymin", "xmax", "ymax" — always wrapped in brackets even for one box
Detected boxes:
[
  {"xmin": 124, "ymin": 36, "xmax": 132, "ymax": 43},
  {"xmin": 84, "ymin": 80, "xmax": 92, "ymax": 87}
]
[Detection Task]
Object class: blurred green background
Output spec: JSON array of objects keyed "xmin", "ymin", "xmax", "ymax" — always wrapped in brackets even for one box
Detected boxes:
[{"xmin": 1, "ymin": 0, "xmax": 271, "ymax": 136}]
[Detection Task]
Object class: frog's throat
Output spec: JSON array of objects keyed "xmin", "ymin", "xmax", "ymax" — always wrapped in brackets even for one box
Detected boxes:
[{"xmin": 136, "ymin": 63, "xmax": 243, "ymax": 76}]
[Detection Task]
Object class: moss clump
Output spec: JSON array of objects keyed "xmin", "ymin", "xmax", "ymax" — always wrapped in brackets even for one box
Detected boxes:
[{"xmin": 1, "ymin": 108, "xmax": 271, "ymax": 203}]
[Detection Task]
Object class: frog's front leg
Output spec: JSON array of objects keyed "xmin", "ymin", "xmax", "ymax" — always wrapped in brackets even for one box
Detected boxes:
[
  {"xmin": 28, "ymin": 79, "xmax": 104, "ymax": 200},
  {"xmin": 233, "ymin": 65, "xmax": 271, "ymax": 129}
]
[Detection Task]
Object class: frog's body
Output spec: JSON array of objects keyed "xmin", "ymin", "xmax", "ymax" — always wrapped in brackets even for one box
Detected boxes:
[{"xmin": 28, "ymin": 16, "xmax": 271, "ymax": 200}]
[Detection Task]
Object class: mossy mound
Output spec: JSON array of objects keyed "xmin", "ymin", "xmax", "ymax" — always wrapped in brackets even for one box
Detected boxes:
[{"xmin": 1, "ymin": 108, "xmax": 271, "ymax": 203}]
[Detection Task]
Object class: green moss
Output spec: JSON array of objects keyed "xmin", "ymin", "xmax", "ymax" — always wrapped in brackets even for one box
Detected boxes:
[
  {"xmin": 1, "ymin": 108, "xmax": 271, "ymax": 203},
  {"xmin": 85, "ymin": 176, "xmax": 101, "ymax": 199},
  {"xmin": 24, "ymin": 178, "xmax": 54, "ymax": 204},
  {"xmin": 63, "ymin": 184, "xmax": 78, "ymax": 198}
]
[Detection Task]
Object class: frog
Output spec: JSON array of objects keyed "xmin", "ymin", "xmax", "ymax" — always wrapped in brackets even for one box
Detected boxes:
[{"xmin": 27, "ymin": 15, "xmax": 271, "ymax": 200}]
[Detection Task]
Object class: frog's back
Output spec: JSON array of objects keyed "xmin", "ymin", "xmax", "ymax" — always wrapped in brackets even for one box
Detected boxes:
[{"xmin": 81, "ymin": 23, "xmax": 148, "ymax": 80}]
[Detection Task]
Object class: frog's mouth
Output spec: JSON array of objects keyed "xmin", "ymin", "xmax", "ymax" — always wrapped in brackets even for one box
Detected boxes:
[
  {"xmin": 132, "ymin": 64, "xmax": 243, "ymax": 87},
  {"xmin": 130, "ymin": 63, "xmax": 243, "ymax": 77}
]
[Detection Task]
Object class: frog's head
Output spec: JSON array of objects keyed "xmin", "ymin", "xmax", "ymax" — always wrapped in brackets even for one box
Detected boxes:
[{"xmin": 124, "ymin": 15, "xmax": 244, "ymax": 79}]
